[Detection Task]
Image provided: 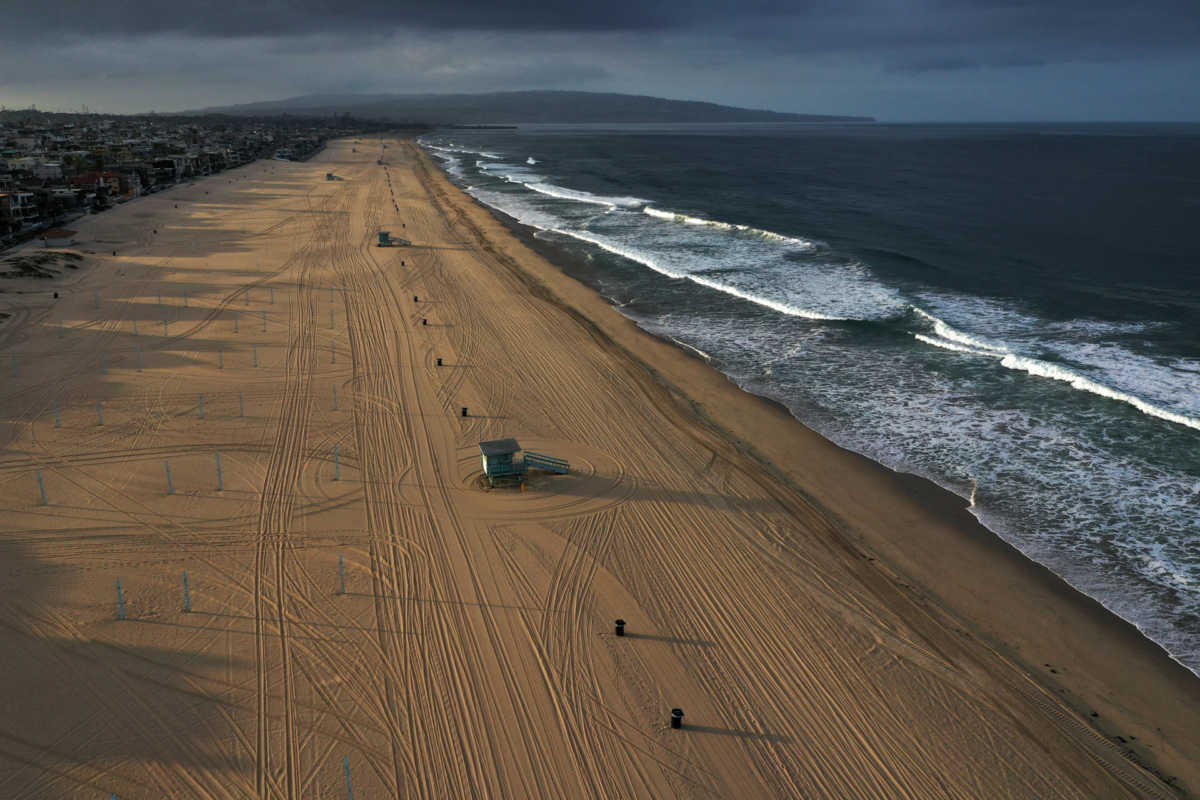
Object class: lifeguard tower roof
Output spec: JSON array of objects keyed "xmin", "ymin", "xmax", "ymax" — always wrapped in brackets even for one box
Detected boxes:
[{"xmin": 479, "ymin": 438, "xmax": 520, "ymax": 457}]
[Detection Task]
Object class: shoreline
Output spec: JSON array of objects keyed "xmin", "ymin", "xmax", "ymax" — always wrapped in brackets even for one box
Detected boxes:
[
  {"xmin": 414, "ymin": 141, "xmax": 1200, "ymax": 795},
  {"xmin": 480, "ymin": 185, "xmax": 1200, "ymax": 677},
  {"xmin": 2, "ymin": 135, "xmax": 1195, "ymax": 796}
]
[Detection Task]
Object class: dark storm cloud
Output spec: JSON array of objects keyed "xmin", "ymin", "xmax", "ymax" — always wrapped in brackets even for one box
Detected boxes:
[
  {"xmin": 3, "ymin": 0, "xmax": 1198, "ymax": 119},
  {"xmin": 8, "ymin": 0, "xmax": 1200, "ymax": 56}
]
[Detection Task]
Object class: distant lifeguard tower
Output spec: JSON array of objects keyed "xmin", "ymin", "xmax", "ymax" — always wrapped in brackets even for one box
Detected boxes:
[
  {"xmin": 479, "ymin": 438, "xmax": 569, "ymax": 487},
  {"xmin": 377, "ymin": 231, "xmax": 411, "ymax": 247}
]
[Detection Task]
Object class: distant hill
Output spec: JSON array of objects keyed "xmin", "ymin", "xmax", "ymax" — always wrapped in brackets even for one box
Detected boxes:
[{"xmin": 189, "ymin": 91, "xmax": 872, "ymax": 125}]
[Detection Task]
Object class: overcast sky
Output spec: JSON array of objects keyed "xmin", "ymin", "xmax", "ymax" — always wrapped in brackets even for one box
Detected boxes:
[{"xmin": 1, "ymin": 0, "xmax": 1198, "ymax": 120}]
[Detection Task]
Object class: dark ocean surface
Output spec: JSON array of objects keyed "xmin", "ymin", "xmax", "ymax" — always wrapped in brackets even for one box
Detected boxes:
[{"xmin": 420, "ymin": 123, "xmax": 1200, "ymax": 672}]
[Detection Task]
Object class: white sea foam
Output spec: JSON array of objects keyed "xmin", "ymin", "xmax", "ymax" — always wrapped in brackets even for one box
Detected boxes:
[
  {"xmin": 999, "ymin": 354, "xmax": 1200, "ymax": 432},
  {"xmin": 913, "ymin": 307, "xmax": 1009, "ymax": 355},
  {"xmin": 527, "ymin": 156, "xmax": 538, "ymax": 165},
  {"xmin": 525, "ymin": 183, "xmax": 649, "ymax": 208},
  {"xmin": 644, "ymin": 206, "xmax": 814, "ymax": 248},
  {"xmin": 670, "ymin": 336, "xmax": 713, "ymax": 361},
  {"xmin": 912, "ymin": 304, "xmax": 1200, "ymax": 432},
  {"xmin": 549, "ymin": 228, "xmax": 848, "ymax": 320},
  {"xmin": 424, "ymin": 143, "xmax": 500, "ymax": 159},
  {"xmin": 913, "ymin": 333, "xmax": 995, "ymax": 356}
]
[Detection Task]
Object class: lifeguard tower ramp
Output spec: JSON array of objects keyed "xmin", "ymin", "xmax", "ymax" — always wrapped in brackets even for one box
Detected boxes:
[{"xmin": 524, "ymin": 451, "xmax": 569, "ymax": 474}]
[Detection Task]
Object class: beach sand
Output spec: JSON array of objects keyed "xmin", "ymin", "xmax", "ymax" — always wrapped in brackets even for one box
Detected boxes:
[{"xmin": 0, "ymin": 137, "xmax": 1195, "ymax": 798}]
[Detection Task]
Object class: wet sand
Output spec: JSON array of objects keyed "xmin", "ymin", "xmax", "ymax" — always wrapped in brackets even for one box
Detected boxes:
[{"xmin": 0, "ymin": 137, "xmax": 1195, "ymax": 798}]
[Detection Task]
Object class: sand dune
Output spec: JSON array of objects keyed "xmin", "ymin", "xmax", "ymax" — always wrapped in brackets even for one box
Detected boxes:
[{"xmin": 0, "ymin": 138, "xmax": 1193, "ymax": 798}]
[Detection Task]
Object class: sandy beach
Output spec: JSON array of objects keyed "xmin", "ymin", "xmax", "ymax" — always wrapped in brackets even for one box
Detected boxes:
[{"xmin": 0, "ymin": 136, "xmax": 1196, "ymax": 798}]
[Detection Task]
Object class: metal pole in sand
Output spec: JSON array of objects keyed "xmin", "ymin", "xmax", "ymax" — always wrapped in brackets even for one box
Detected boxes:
[
  {"xmin": 133, "ymin": 318, "xmax": 138, "ymax": 336},
  {"xmin": 116, "ymin": 578, "xmax": 126, "ymax": 620},
  {"xmin": 270, "ymin": 287, "xmax": 274, "ymax": 304},
  {"xmin": 262, "ymin": 311, "xmax": 266, "ymax": 331},
  {"xmin": 97, "ymin": 400, "xmax": 104, "ymax": 426},
  {"xmin": 216, "ymin": 452, "xmax": 223, "ymax": 491},
  {"xmin": 330, "ymin": 307, "xmax": 334, "ymax": 330},
  {"xmin": 333, "ymin": 385, "xmax": 338, "ymax": 410},
  {"xmin": 183, "ymin": 571, "xmax": 191, "ymax": 613},
  {"xmin": 330, "ymin": 286, "xmax": 334, "ymax": 303},
  {"xmin": 165, "ymin": 460, "xmax": 174, "ymax": 495},
  {"xmin": 331, "ymin": 343, "xmax": 336, "ymax": 364},
  {"xmin": 334, "ymin": 445, "xmax": 340, "ymax": 481},
  {"xmin": 163, "ymin": 318, "xmax": 168, "ymax": 337},
  {"xmin": 253, "ymin": 344, "xmax": 258, "ymax": 368},
  {"xmin": 239, "ymin": 392, "xmax": 245, "ymax": 418},
  {"xmin": 198, "ymin": 393, "xmax": 204, "ymax": 419},
  {"xmin": 53, "ymin": 399, "xmax": 60, "ymax": 428},
  {"xmin": 37, "ymin": 472, "xmax": 46, "ymax": 505},
  {"xmin": 344, "ymin": 756, "xmax": 353, "ymax": 800},
  {"xmin": 339, "ymin": 554, "xmax": 346, "ymax": 595},
  {"xmin": 137, "ymin": 347, "xmax": 143, "ymax": 371}
]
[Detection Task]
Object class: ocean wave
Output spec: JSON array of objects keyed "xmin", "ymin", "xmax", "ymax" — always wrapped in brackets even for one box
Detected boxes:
[
  {"xmin": 527, "ymin": 156, "xmax": 539, "ymax": 165},
  {"xmin": 999, "ymin": 354, "xmax": 1200, "ymax": 432},
  {"xmin": 525, "ymin": 183, "xmax": 649, "ymax": 208},
  {"xmin": 425, "ymin": 143, "xmax": 501, "ymax": 159},
  {"xmin": 549, "ymin": 228, "xmax": 848, "ymax": 320},
  {"xmin": 912, "ymin": 307, "xmax": 1009, "ymax": 355},
  {"xmin": 670, "ymin": 336, "xmax": 714, "ymax": 361},
  {"xmin": 913, "ymin": 333, "xmax": 996, "ymax": 356},
  {"xmin": 912, "ymin": 307, "xmax": 1200, "ymax": 431},
  {"xmin": 644, "ymin": 206, "xmax": 814, "ymax": 248}
]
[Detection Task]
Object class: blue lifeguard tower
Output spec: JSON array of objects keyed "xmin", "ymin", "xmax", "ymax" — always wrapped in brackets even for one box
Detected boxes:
[
  {"xmin": 378, "ymin": 231, "xmax": 411, "ymax": 247},
  {"xmin": 479, "ymin": 438, "xmax": 569, "ymax": 487}
]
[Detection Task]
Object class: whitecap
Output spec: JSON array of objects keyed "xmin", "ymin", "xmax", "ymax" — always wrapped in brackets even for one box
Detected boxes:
[
  {"xmin": 525, "ymin": 183, "xmax": 649, "ymax": 208},
  {"xmin": 999, "ymin": 354, "xmax": 1200, "ymax": 432},
  {"xmin": 644, "ymin": 206, "xmax": 814, "ymax": 248}
]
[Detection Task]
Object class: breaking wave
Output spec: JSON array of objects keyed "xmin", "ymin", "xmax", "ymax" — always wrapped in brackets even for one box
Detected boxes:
[
  {"xmin": 1000, "ymin": 354, "xmax": 1200, "ymax": 432},
  {"xmin": 644, "ymin": 206, "xmax": 814, "ymax": 248},
  {"xmin": 549, "ymin": 228, "xmax": 848, "ymax": 320},
  {"xmin": 912, "ymin": 309, "xmax": 1200, "ymax": 432},
  {"xmin": 525, "ymin": 182, "xmax": 649, "ymax": 208}
]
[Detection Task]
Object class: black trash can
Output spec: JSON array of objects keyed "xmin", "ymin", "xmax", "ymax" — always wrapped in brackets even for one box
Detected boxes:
[
  {"xmin": 670, "ymin": 709, "xmax": 684, "ymax": 729},
  {"xmin": 614, "ymin": 619, "xmax": 626, "ymax": 636}
]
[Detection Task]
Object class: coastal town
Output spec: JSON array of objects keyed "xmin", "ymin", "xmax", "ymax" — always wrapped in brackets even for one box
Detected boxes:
[{"xmin": 0, "ymin": 111, "xmax": 391, "ymax": 250}]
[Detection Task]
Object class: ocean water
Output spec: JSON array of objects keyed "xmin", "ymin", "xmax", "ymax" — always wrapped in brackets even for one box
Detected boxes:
[{"xmin": 420, "ymin": 123, "xmax": 1200, "ymax": 673}]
